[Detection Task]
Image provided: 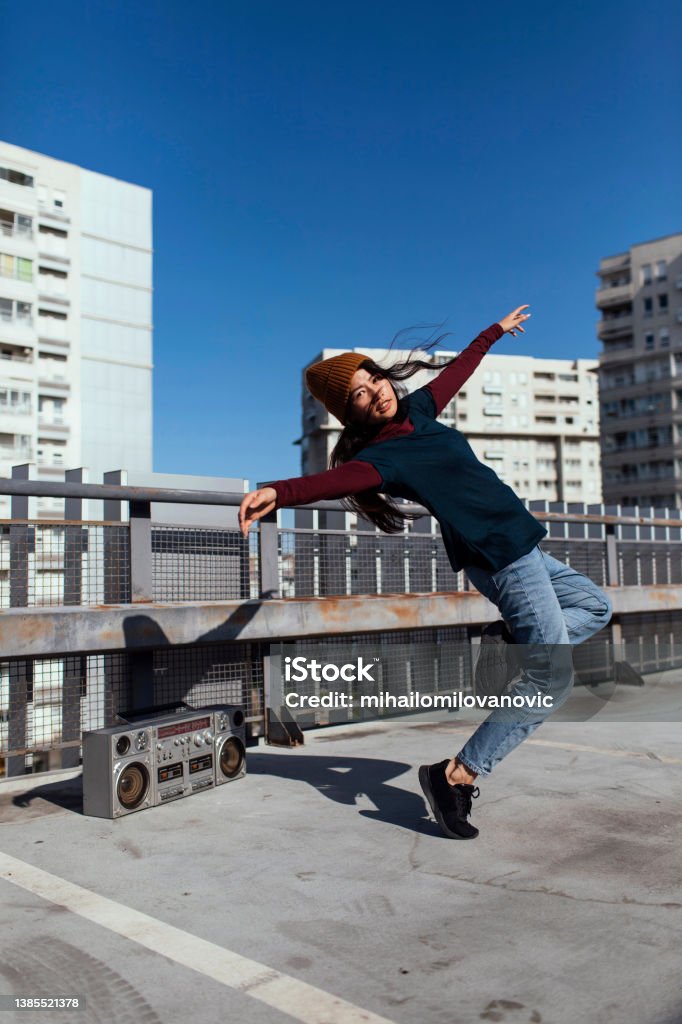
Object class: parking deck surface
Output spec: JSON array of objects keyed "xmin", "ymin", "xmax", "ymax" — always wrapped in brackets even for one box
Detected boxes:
[{"xmin": 1, "ymin": 698, "xmax": 681, "ymax": 1024}]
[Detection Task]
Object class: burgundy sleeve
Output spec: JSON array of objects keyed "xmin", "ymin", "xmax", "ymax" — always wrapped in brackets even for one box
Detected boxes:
[
  {"xmin": 269, "ymin": 460, "xmax": 383, "ymax": 509},
  {"xmin": 426, "ymin": 323, "xmax": 504, "ymax": 416}
]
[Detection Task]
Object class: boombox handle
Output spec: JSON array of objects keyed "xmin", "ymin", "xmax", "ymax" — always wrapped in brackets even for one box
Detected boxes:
[{"xmin": 115, "ymin": 701, "xmax": 198, "ymax": 725}]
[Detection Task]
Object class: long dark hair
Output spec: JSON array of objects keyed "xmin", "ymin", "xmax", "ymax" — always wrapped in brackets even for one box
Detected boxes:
[{"xmin": 329, "ymin": 326, "xmax": 452, "ymax": 533}]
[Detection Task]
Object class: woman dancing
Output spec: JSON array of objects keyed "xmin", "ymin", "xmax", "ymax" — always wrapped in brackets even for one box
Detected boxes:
[{"xmin": 239, "ymin": 306, "xmax": 612, "ymax": 839}]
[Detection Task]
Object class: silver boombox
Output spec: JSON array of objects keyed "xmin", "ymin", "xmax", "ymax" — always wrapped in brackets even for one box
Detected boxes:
[{"xmin": 82, "ymin": 705, "xmax": 247, "ymax": 818}]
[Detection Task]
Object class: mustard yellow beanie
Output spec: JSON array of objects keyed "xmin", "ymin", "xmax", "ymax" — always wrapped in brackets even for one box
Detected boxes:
[{"xmin": 305, "ymin": 352, "xmax": 371, "ymax": 424}]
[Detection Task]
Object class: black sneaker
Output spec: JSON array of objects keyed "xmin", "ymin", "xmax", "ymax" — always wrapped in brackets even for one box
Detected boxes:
[
  {"xmin": 419, "ymin": 759, "xmax": 480, "ymax": 839},
  {"xmin": 474, "ymin": 620, "xmax": 518, "ymax": 696}
]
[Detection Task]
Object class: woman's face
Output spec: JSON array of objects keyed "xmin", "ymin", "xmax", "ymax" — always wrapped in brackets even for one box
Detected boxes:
[{"xmin": 347, "ymin": 368, "xmax": 397, "ymax": 425}]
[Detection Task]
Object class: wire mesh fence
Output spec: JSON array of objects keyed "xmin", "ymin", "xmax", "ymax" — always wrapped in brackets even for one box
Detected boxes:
[
  {"xmin": 0, "ymin": 643, "xmax": 266, "ymax": 773},
  {"xmin": 0, "ymin": 522, "xmax": 260, "ymax": 607},
  {"xmin": 3, "ymin": 503, "xmax": 682, "ymax": 605},
  {"xmin": 0, "ymin": 522, "xmax": 130, "ymax": 607},
  {"xmin": 3, "ymin": 498, "xmax": 682, "ymax": 772},
  {"xmin": 152, "ymin": 526, "xmax": 257, "ymax": 601}
]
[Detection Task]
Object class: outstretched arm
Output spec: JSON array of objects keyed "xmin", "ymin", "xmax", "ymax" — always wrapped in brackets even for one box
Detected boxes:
[
  {"xmin": 426, "ymin": 305, "xmax": 530, "ymax": 416},
  {"xmin": 239, "ymin": 460, "xmax": 382, "ymax": 537}
]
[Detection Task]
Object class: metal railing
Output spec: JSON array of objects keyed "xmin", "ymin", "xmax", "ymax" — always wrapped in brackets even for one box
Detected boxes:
[
  {"xmin": 0, "ymin": 222, "xmax": 33, "ymax": 240},
  {"xmin": 2, "ymin": 469, "xmax": 682, "ymax": 774}
]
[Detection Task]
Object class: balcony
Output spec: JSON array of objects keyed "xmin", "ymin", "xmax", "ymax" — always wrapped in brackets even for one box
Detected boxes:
[
  {"xmin": 605, "ymin": 477, "xmax": 678, "ymax": 497},
  {"xmin": 595, "ymin": 283, "xmax": 633, "ymax": 308},
  {"xmin": 602, "ymin": 442, "xmax": 676, "ymax": 464},
  {"xmin": 598, "ymin": 253, "xmax": 630, "ymax": 274},
  {"xmin": 37, "ymin": 200, "xmax": 70, "ymax": 225},
  {"xmin": 37, "ymin": 281, "xmax": 69, "ymax": 304},
  {"xmin": 37, "ymin": 374, "xmax": 69, "ymax": 390},
  {"xmin": 36, "ymin": 318, "xmax": 68, "ymax": 343},
  {"xmin": 0, "ymin": 444, "xmax": 33, "ymax": 463},
  {"xmin": 0, "ymin": 346, "xmax": 33, "ymax": 365},
  {"xmin": 37, "ymin": 234, "xmax": 69, "ymax": 261},
  {"xmin": 37, "ymin": 417, "xmax": 69, "ymax": 434},
  {"xmin": 598, "ymin": 314, "xmax": 633, "ymax": 340},
  {"xmin": 0, "ymin": 312, "xmax": 34, "ymax": 338},
  {"xmin": 0, "ymin": 220, "xmax": 33, "ymax": 242}
]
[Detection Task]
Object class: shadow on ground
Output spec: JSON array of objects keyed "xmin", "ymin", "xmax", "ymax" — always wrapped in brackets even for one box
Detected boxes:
[{"xmin": 247, "ymin": 752, "xmax": 441, "ymax": 836}]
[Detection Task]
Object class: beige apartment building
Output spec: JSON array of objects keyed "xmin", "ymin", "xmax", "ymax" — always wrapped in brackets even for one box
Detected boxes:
[
  {"xmin": 596, "ymin": 232, "xmax": 682, "ymax": 507},
  {"xmin": 299, "ymin": 346, "xmax": 601, "ymax": 504}
]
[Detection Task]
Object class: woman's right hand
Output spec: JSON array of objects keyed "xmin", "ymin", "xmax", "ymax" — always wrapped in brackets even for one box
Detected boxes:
[{"xmin": 239, "ymin": 487, "xmax": 277, "ymax": 538}]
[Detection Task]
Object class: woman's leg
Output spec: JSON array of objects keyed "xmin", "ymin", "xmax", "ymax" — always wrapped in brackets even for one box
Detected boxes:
[
  {"xmin": 420, "ymin": 547, "xmax": 613, "ymax": 835},
  {"xmin": 454, "ymin": 546, "xmax": 578, "ymax": 778},
  {"xmin": 538, "ymin": 548, "xmax": 613, "ymax": 645}
]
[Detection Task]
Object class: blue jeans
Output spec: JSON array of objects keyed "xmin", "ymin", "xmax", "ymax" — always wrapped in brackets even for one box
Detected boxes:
[{"xmin": 457, "ymin": 545, "xmax": 613, "ymax": 776}]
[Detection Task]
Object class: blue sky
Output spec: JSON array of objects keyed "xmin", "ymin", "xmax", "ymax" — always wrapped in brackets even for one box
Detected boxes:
[{"xmin": 4, "ymin": 0, "xmax": 681, "ymax": 485}]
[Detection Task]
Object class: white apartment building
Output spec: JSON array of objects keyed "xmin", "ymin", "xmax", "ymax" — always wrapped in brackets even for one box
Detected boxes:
[
  {"xmin": 0, "ymin": 141, "xmax": 153, "ymax": 518},
  {"xmin": 596, "ymin": 232, "xmax": 682, "ymax": 508},
  {"xmin": 299, "ymin": 346, "xmax": 601, "ymax": 504}
]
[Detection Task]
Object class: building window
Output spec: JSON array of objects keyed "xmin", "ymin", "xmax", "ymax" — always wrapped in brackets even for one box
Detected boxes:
[
  {"xmin": 645, "ymin": 333, "xmax": 655, "ymax": 350},
  {"xmin": 641, "ymin": 264, "xmax": 652, "ymax": 286},
  {"xmin": 0, "ymin": 166, "xmax": 34, "ymax": 187},
  {"xmin": 660, "ymin": 329, "xmax": 670, "ymax": 348},
  {"xmin": 0, "ymin": 389, "xmax": 31, "ymax": 413},
  {"xmin": 0, "ymin": 253, "xmax": 32, "ymax": 282},
  {"xmin": 0, "ymin": 297, "xmax": 32, "ymax": 323},
  {"xmin": 17, "ymin": 257, "xmax": 31, "ymax": 281},
  {"xmin": 643, "ymin": 297, "xmax": 653, "ymax": 317},
  {"xmin": 658, "ymin": 293, "xmax": 669, "ymax": 312},
  {"xmin": 656, "ymin": 260, "xmax": 667, "ymax": 281},
  {"xmin": 38, "ymin": 223, "xmax": 67, "ymax": 240},
  {"xmin": 0, "ymin": 209, "xmax": 33, "ymax": 239}
]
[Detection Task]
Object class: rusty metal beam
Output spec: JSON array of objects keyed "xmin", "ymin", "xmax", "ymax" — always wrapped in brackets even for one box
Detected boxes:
[{"xmin": 0, "ymin": 586, "xmax": 680, "ymax": 659}]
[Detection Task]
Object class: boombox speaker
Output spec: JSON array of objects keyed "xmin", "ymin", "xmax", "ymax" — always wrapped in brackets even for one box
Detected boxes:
[
  {"xmin": 82, "ymin": 724, "xmax": 154, "ymax": 818},
  {"xmin": 211, "ymin": 705, "xmax": 247, "ymax": 786}
]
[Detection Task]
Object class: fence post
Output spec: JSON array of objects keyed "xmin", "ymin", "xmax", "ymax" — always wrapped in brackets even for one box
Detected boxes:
[
  {"xmin": 6, "ymin": 660, "xmax": 29, "ymax": 776},
  {"xmin": 605, "ymin": 521, "xmax": 622, "ymax": 651},
  {"xmin": 258, "ymin": 511, "xmax": 280, "ymax": 599},
  {"xmin": 103, "ymin": 470, "xmax": 128, "ymax": 603},
  {"xmin": 64, "ymin": 468, "xmax": 87, "ymax": 605},
  {"xmin": 130, "ymin": 501, "xmax": 153, "ymax": 603},
  {"xmin": 10, "ymin": 463, "xmax": 35, "ymax": 608},
  {"xmin": 61, "ymin": 655, "xmax": 84, "ymax": 769},
  {"xmin": 7, "ymin": 465, "xmax": 35, "ymax": 775}
]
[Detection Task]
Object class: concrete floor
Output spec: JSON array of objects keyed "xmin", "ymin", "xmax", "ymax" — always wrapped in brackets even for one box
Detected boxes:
[{"xmin": 1, "ymin": 694, "xmax": 681, "ymax": 1024}]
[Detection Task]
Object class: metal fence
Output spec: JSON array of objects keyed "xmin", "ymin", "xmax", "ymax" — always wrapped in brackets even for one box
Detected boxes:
[{"xmin": 2, "ymin": 474, "xmax": 682, "ymax": 774}]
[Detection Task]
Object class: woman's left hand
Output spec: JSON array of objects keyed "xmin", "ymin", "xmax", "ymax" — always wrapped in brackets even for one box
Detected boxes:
[{"xmin": 498, "ymin": 305, "xmax": 531, "ymax": 336}]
